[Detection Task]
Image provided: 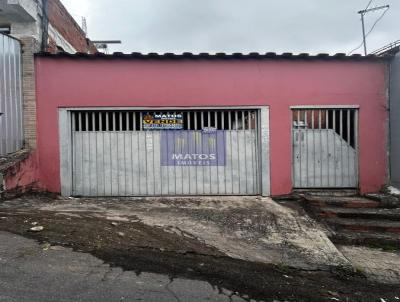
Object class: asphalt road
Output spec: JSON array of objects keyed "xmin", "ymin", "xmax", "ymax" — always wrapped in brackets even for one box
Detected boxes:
[{"xmin": 0, "ymin": 232, "xmax": 248, "ymax": 302}]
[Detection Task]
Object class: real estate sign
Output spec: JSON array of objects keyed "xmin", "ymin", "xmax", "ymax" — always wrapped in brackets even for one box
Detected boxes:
[
  {"xmin": 143, "ymin": 113, "xmax": 183, "ymax": 130},
  {"xmin": 161, "ymin": 131, "xmax": 226, "ymax": 166}
]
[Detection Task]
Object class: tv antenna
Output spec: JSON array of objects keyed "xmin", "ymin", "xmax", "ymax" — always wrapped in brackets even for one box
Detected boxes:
[
  {"xmin": 357, "ymin": 4, "xmax": 390, "ymax": 55},
  {"xmin": 81, "ymin": 17, "xmax": 87, "ymax": 37}
]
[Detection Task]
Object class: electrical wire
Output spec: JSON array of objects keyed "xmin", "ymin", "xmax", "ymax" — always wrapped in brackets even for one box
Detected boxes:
[
  {"xmin": 365, "ymin": 0, "xmax": 374, "ymax": 10},
  {"xmin": 365, "ymin": 7, "xmax": 389, "ymax": 37},
  {"xmin": 348, "ymin": 5, "xmax": 389, "ymax": 55}
]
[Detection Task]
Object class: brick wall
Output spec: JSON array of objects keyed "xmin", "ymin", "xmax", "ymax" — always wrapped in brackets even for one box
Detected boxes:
[
  {"xmin": 20, "ymin": 36, "xmax": 39, "ymax": 149},
  {"xmin": 18, "ymin": 0, "xmax": 97, "ymax": 149},
  {"xmin": 47, "ymin": 36, "xmax": 58, "ymax": 53},
  {"xmin": 47, "ymin": 0, "xmax": 97, "ymax": 53}
]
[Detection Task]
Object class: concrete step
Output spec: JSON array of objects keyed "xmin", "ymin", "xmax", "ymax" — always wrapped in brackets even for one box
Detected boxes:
[
  {"xmin": 316, "ymin": 207, "xmax": 400, "ymax": 221},
  {"xmin": 365, "ymin": 193, "xmax": 400, "ymax": 209},
  {"xmin": 326, "ymin": 217, "xmax": 400, "ymax": 234},
  {"xmin": 331, "ymin": 230, "xmax": 400, "ymax": 250},
  {"xmin": 305, "ymin": 196, "xmax": 380, "ymax": 209},
  {"xmin": 295, "ymin": 189, "xmax": 358, "ymax": 197}
]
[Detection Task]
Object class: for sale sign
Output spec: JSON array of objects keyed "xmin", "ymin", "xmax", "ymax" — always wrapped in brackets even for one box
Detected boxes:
[{"xmin": 143, "ymin": 113, "xmax": 183, "ymax": 130}]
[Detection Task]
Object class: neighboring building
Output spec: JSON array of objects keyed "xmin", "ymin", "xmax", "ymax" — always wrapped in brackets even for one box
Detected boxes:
[
  {"xmin": 0, "ymin": 33, "xmax": 23, "ymax": 156},
  {"xmin": 0, "ymin": 0, "xmax": 96, "ymax": 149},
  {"xmin": 23, "ymin": 52, "xmax": 389, "ymax": 197},
  {"xmin": 391, "ymin": 50, "xmax": 400, "ymax": 188},
  {"xmin": 373, "ymin": 41, "xmax": 400, "ymax": 189}
]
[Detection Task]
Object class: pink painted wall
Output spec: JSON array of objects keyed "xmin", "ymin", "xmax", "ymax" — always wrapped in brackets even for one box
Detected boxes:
[
  {"xmin": 3, "ymin": 151, "xmax": 39, "ymax": 193},
  {"xmin": 34, "ymin": 58, "xmax": 388, "ymax": 195}
]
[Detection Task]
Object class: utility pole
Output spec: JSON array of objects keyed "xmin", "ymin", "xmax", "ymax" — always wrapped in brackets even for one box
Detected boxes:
[
  {"xmin": 358, "ymin": 5, "xmax": 389, "ymax": 56},
  {"xmin": 360, "ymin": 12, "xmax": 367, "ymax": 56}
]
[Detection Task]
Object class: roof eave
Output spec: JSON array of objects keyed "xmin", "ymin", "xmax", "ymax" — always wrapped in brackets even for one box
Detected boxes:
[{"xmin": 34, "ymin": 51, "xmax": 393, "ymax": 62}]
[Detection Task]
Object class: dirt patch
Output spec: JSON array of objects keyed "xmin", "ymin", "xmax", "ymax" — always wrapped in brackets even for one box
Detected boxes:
[
  {"xmin": 0, "ymin": 208, "xmax": 399, "ymax": 302},
  {"xmin": 0, "ymin": 210, "xmax": 221, "ymax": 256}
]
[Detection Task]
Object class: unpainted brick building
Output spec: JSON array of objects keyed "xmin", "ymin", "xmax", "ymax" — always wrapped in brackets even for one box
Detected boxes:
[
  {"xmin": 0, "ymin": 0, "xmax": 96, "ymax": 195},
  {"xmin": 0, "ymin": 0, "xmax": 96, "ymax": 148}
]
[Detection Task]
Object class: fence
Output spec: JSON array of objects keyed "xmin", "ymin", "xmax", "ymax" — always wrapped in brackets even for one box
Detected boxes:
[{"xmin": 0, "ymin": 33, "xmax": 23, "ymax": 156}]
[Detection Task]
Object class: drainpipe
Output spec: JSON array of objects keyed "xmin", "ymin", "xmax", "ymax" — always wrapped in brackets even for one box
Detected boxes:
[{"xmin": 41, "ymin": 0, "xmax": 49, "ymax": 52}]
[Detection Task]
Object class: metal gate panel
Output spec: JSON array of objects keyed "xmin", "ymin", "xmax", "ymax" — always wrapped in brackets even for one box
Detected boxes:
[
  {"xmin": 70, "ymin": 110, "xmax": 262, "ymax": 196},
  {"xmin": 292, "ymin": 108, "xmax": 359, "ymax": 188},
  {"xmin": 0, "ymin": 34, "xmax": 23, "ymax": 155}
]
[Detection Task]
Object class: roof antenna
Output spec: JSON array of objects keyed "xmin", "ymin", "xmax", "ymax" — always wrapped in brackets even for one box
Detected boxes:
[
  {"xmin": 357, "ymin": 4, "xmax": 390, "ymax": 55},
  {"xmin": 81, "ymin": 17, "xmax": 88, "ymax": 37}
]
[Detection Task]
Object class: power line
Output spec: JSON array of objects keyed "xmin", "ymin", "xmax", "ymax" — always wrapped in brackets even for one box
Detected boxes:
[
  {"xmin": 365, "ymin": 0, "xmax": 374, "ymax": 10},
  {"xmin": 365, "ymin": 7, "xmax": 389, "ymax": 37},
  {"xmin": 348, "ymin": 4, "xmax": 389, "ymax": 55}
]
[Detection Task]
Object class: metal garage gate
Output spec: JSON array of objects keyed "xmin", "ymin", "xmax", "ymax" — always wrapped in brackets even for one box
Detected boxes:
[
  {"xmin": 70, "ymin": 109, "xmax": 261, "ymax": 196},
  {"xmin": 292, "ymin": 107, "xmax": 359, "ymax": 188}
]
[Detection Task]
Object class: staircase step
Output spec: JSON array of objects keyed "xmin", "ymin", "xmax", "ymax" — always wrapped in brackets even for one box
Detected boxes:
[
  {"xmin": 365, "ymin": 193, "xmax": 400, "ymax": 208},
  {"xmin": 326, "ymin": 217, "xmax": 400, "ymax": 234},
  {"xmin": 305, "ymin": 196, "xmax": 380, "ymax": 208},
  {"xmin": 316, "ymin": 207, "xmax": 400, "ymax": 221},
  {"xmin": 295, "ymin": 189, "xmax": 358, "ymax": 197},
  {"xmin": 331, "ymin": 230, "xmax": 400, "ymax": 249}
]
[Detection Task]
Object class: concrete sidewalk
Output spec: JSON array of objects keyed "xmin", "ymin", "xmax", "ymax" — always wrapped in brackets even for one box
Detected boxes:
[{"xmin": 1, "ymin": 195, "xmax": 350, "ymax": 270}]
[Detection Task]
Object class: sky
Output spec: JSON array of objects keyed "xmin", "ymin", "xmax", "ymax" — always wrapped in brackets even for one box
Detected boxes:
[{"xmin": 61, "ymin": 0, "xmax": 399, "ymax": 55}]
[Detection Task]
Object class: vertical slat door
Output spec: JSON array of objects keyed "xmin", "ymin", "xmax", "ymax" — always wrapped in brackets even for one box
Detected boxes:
[
  {"xmin": 71, "ymin": 110, "xmax": 261, "ymax": 196},
  {"xmin": 292, "ymin": 108, "xmax": 358, "ymax": 188},
  {"xmin": 0, "ymin": 34, "xmax": 23, "ymax": 156}
]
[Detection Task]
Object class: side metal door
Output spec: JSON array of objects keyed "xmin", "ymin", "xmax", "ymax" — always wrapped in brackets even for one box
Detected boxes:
[{"xmin": 292, "ymin": 108, "xmax": 359, "ymax": 188}]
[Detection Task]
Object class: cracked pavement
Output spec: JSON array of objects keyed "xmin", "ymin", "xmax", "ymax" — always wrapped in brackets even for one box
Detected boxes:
[
  {"xmin": 0, "ymin": 232, "xmax": 248, "ymax": 302},
  {"xmin": 34, "ymin": 196, "xmax": 350, "ymax": 270}
]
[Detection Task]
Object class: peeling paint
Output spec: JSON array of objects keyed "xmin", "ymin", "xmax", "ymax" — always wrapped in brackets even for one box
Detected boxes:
[{"xmin": 0, "ymin": 150, "xmax": 41, "ymax": 199}]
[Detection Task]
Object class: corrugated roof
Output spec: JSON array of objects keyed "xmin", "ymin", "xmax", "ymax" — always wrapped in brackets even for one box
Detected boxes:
[
  {"xmin": 35, "ymin": 51, "xmax": 391, "ymax": 61},
  {"xmin": 371, "ymin": 40, "xmax": 400, "ymax": 56}
]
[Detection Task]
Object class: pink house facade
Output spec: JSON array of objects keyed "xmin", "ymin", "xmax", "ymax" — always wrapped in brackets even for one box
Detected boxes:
[{"xmin": 30, "ymin": 52, "xmax": 389, "ymax": 197}]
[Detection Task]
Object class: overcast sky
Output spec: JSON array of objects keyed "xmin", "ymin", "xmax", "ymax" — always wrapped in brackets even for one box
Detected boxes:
[{"xmin": 61, "ymin": 0, "xmax": 399, "ymax": 55}]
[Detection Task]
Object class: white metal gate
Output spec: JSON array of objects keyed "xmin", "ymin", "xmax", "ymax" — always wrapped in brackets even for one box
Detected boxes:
[
  {"xmin": 292, "ymin": 107, "xmax": 359, "ymax": 188},
  {"xmin": 68, "ymin": 109, "xmax": 264, "ymax": 196}
]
